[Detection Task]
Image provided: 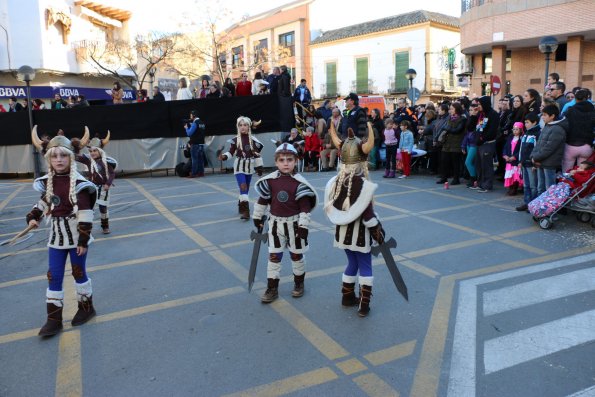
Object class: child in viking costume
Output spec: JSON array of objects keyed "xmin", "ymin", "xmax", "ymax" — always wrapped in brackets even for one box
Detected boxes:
[
  {"xmin": 29, "ymin": 127, "xmax": 98, "ymax": 336},
  {"xmin": 219, "ymin": 116, "xmax": 264, "ymax": 220},
  {"xmin": 324, "ymin": 121, "xmax": 385, "ymax": 317},
  {"xmin": 75, "ymin": 130, "xmax": 117, "ymax": 234},
  {"xmin": 252, "ymin": 143, "xmax": 318, "ymax": 303}
]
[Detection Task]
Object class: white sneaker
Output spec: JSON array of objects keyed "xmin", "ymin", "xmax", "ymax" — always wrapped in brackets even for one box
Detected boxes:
[{"xmin": 398, "ymin": 175, "xmax": 408, "ymax": 179}]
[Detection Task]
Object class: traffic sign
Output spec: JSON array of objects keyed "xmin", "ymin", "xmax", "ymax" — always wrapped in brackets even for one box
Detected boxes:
[
  {"xmin": 407, "ymin": 87, "xmax": 421, "ymax": 104},
  {"xmin": 490, "ymin": 75, "xmax": 501, "ymax": 95}
]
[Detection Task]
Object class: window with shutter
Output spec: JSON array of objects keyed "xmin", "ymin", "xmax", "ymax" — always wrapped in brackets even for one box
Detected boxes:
[
  {"xmin": 326, "ymin": 62, "xmax": 337, "ymax": 96},
  {"xmin": 356, "ymin": 57, "xmax": 368, "ymax": 94},
  {"xmin": 395, "ymin": 52, "xmax": 409, "ymax": 92}
]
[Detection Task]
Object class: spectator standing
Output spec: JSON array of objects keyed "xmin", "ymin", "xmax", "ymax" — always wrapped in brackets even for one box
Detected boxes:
[
  {"xmin": 176, "ymin": 78, "xmax": 193, "ymax": 100},
  {"xmin": 51, "ymin": 94, "xmax": 68, "ymax": 110},
  {"xmin": 235, "ymin": 73, "xmax": 252, "ymax": 96},
  {"xmin": 224, "ymin": 78, "xmax": 236, "ymax": 97},
  {"xmin": 462, "ymin": 105, "xmax": 479, "ymax": 187},
  {"xmin": 437, "ymin": 102, "xmax": 466, "ymax": 185},
  {"xmin": 206, "ymin": 84, "xmax": 221, "ymax": 98},
  {"xmin": 550, "ymin": 81, "xmax": 568, "ymax": 110},
  {"xmin": 430, "ymin": 103, "xmax": 450, "ymax": 175},
  {"xmin": 383, "ymin": 118, "xmax": 399, "ymax": 178},
  {"xmin": 278, "ymin": 65, "xmax": 291, "ymax": 97},
  {"xmin": 473, "ymin": 96, "xmax": 500, "ymax": 192},
  {"xmin": 185, "ymin": 110, "xmax": 207, "ymax": 178},
  {"xmin": 338, "ymin": 93, "xmax": 367, "ymax": 139},
  {"xmin": 398, "ymin": 120, "xmax": 415, "ymax": 179},
  {"xmin": 293, "ymin": 79, "xmax": 312, "ymax": 121},
  {"xmin": 502, "ymin": 122, "xmax": 524, "ymax": 195},
  {"xmin": 516, "ymin": 114, "xmax": 541, "ymax": 211},
  {"xmin": 562, "ymin": 89, "xmax": 595, "ymax": 172},
  {"xmin": 76, "ymin": 95, "xmax": 90, "ymax": 107},
  {"xmin": 531, "ymin": 104, "xmax": 568, "ymax": 195},
  {"xmin": 8, "ymin": 96, "xmax": 23, "ymax": 112},
  {"xmin": 152, "ymin": 86, "xmax": 165, "ymax": 102},
  {"xmin": 111, "ymin": 82, "xmax": 124, "ymax": 104},
  {"xmin": 523, "ymin": 89, "xmax": 541, "ymax": 119},
  {"xmin": 252, "ymin": 72, "xmax": 268, "ymax": 96},
  {"xmin": 198, "ymin": 79, "xmax": 209, "ymax": 99},
  {"xmin": 266, "ymin": 67, "xmax": 280, "ymax": 94}
]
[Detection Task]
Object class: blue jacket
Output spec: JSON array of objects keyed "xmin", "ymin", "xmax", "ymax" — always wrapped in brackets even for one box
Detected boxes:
[
  {"xmin": 518, "ymin": 125, "xmax": 540, "ymax": 167},
  {"xmin": 293, "ymin": 86, "xmax": 312, "ymax": 105},
  {"xmin": 398, "ymin": 130, "xmax": 414, "ymax": 152}
]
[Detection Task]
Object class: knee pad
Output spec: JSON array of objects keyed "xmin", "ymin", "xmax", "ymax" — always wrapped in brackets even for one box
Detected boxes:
[
  {"xmin": 290, "ymin": 253, "xmax": 303, "ymax": 261},
  {"xmin": 47, "ymin": 270, "xmax": 53, "ymax": 282},
  {"xmin": 71, "ymin": 264, "xmax": 84, "ymax": 279},
  {"xmin": 269, "ymin": 253, "xmax": 283, "ymax": 263},
  {"xmin": 240, "ymin": 183, "xmax": 248, "ymax": 192}
]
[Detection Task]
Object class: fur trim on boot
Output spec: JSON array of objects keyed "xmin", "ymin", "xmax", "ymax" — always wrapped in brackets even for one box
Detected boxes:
[
  {"xmin": 72, "ymin": 280, "xmax": 96, "ymax": 326},
  {"xmin": 292, "ymin": 273, "xmax": 305, "ymax": 297},
  {"xmin": 261, "ymin": 278, "xmax": 279, "ymax": 303},
  {"xmin": 341, "ymin": 282, "xmax": 358, "ymax": 306},
  {"xmin": 39, "ymin": 290, "xmax": 64, "ymax": 336},
  {"xmin": 239, "ymin": 201, "xmax": 250, "ymax": 220}
]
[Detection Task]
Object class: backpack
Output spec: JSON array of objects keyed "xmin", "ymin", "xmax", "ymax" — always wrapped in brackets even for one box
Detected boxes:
[{"xmin": 175, "ymin": 160, "xmax": 191, "ymax": 177}]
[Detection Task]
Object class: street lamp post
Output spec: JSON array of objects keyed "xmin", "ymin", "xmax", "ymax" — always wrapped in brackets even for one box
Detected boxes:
[
  {"xmin": 405, "ymin": 68, "xmax": 417, "ymax": 105},
  {"xmin": 17, "ymin": 65, "xmax": 40, "ymax": 178},
  {"xmin": 148, "ymin": 66, "xmax": 156, "ymax": 99},
  {"xmin": 538, "ymin": 36, "xmax": 558, "ymax": 90}
]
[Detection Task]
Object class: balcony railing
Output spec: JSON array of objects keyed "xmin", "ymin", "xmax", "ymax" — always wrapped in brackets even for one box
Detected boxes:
[{"xmin": 461, "ymin": 0, "xmax": 487, "ymax": 13}]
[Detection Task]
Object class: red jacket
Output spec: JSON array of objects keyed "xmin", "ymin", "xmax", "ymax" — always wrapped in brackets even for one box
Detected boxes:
[
  {"xmin": 304, "ymin": 134, "xmax": 321, "ymax": 152},
  {"xmin": 236, "ymin": 81, "xmax": 252, "ymax": 96}
]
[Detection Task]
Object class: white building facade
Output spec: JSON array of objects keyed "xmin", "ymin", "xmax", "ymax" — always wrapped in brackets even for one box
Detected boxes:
[{"xmin": 309, "ymin": 11, "xmax": 464, "ymax": 101}]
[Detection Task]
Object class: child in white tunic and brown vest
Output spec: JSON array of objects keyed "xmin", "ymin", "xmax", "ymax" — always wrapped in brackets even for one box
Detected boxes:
[
  {"xmin": 252, "ymin": 143, "xmax": 318, "ymax": 303},
  {"xmin": 324, "ymin": 121, "xmax": 386, "ymax": 317},
  {"xmin": 219, "ymin": 117, "xmax": 264, "ymax": 220},
  {"xmin": 75, "ymin": 130, "xmax": 117, "ymax": 234},
  {"xmin": 29, "ymin": 127, "xmax": 98, "ymax": 336}
]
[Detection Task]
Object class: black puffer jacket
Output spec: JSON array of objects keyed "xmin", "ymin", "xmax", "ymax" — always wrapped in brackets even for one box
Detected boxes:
[
  {"xmin": 565, "ymin": 101, "xmax": 595, "ymax": 146},
  {"xmin": 476, "ymin": 96, "xmax": 500, "ymax": 144}
]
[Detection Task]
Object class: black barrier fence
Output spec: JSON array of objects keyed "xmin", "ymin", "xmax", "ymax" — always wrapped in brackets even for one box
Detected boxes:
[{"xmin": 0, "ymin": 96, "xmax": 295, "ymax": 146}]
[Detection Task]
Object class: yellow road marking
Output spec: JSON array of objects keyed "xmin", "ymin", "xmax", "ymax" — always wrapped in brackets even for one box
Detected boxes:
[
  {"xmin": 406, "ymin": 238, "xmax": 490, "ymax": 259},
  {"xmin": 0, "ymin": 249, "xmax": 203, "ymax": 289},
  {"xmin": 55, "ymin": 330, "xmax": 82, "ymax": 397},
  {"xmin": 190, "ymin": 216, "xmax": 238, "ymax": 228},
  {"xmin": 172, "ymin": 199, "xmax": 235, "ymax": 213},
  {"xmin": 498, "ymin": 238, "xmax": 549, "ymax": 255},
  {"xmin": 222, "ymin": 367, "xmax": 338, "ymax": 397},
  {"xmin": 158, "ymin": 191, "xmax": 217, "ymax": 199},
  {"xmin": 0, "ymin": 185, "xmax": 24, "ymax": 212},
  {"xmin": 410, "ymin": 244, "xmax": 595, "ymax": 397},
  {"xmin": 364, "ymin": 340, "xmax": 416, "ymax": 366},
  {"xmin": 271, "ymin": 298, "xmax": 349, "ymax": 360},
  {"xmin": 109, "ymin": 199, "xmax": 147, "ymax": 207},
  {"xmin": 194, "ymin": 179, "xmax": 239, "ymax": 198},
  {"xmin": 353, "ymin": 373, "xmax": 400, "ymax": 397},
  {"xmin": 399, "ymin": 259, "xmax": 440, "ymax": 278},
  {"xmin": 336, "ymin": 358, "xmax": 368, "ymax": 375}
]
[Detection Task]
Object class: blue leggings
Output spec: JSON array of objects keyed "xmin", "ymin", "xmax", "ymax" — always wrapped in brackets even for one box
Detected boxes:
[
  {"xmin": 47, "ymin": 248, "xmax": 88, "ymax": 291},
  {"xmin": 344, "ymin": 249, "xmax": 372, "ymax": 277},
  {"xmin": 235, "ymin": 173, "xmax": 252, "ymax": 194},
  {"xmin": 465, "ymin": 146, "xmax": 477, "ymax": 177}
]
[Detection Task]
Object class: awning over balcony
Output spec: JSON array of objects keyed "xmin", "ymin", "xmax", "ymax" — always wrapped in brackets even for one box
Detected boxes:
[{"xmin": 74, "ymin": 0, "xmax": 132, "ymax": 22}]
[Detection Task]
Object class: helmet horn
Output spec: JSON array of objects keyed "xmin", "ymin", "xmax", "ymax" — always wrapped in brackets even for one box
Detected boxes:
[
  {"xmin": 328, "ymin": 118, "xmax": 342, "ymax": 150},
  {"xmin": 80, "ymin": 126, "xmax": 90, "ymax": 147},
  {"xmin": 102, "ymin": 130, "xmax": 111, "ymax": 147},
  {"xmin": 251, "ymin": 120, "xmax": 262, "ymax": 129},
  {"xmin": 361, "ymin": 122, "xmax": 374, "ymax": 154},
  {"xmin": 31, "ymin": 125, "xmax": 44, "ymax": 151}
]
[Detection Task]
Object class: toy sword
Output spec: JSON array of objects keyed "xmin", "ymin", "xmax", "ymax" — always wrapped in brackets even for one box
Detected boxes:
[
  {"xmin": 0, "ymin": 224, "xmax": 36, "ymax": 246},
  {"xmin": 248, "ymin": 215, "xmax": 268, "ymax": 292},
  {"xmin": 370, "ymin": 237, "xmax": 409, "ymax": 301}
]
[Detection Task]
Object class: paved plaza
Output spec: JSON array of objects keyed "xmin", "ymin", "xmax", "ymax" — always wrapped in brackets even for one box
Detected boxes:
[{"xmin": 0, "ymin": 170, "xmax": 594, "ymax": 397}]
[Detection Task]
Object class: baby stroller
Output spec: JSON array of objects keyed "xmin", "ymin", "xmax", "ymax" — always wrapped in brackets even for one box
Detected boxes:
[{"xmin": 529, "ymin": 171, "xmax": 595, "ymax": 229}]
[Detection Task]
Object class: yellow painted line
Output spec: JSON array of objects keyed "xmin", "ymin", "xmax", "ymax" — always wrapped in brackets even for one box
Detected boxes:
[
  {"xmin": 0, "ymin": 185, "xmax": 24, "ymax": 212},
  {"xmin": 0, "ymin": 249, "xmax": 202, "ymax": 289},
  {"xmin": 190, "ymin": 216, "xmax": 240, "ymax": 228},
  {"xmin": 222, "ymin": 367, "xmax": 338, "ymax": 397},
  {"xmin": 364, "ymin": 339, "xmax": 416, "ymax": 366},
  {"xmin": 399, "ymin": 259, "xmax": 440, "ymax": 279},
  {"xmin": 0, "ymin": 286, "xmax": 244, "ymax": 345},
  {"xmin": 498, "ymin": 238, "xmax": 549, "ymax": 255},
  {"xmin": 102, "ymin": 212, "xmax": 159, "ymax": 222},
  {"xmin": 158, "ymin": 191, "xmax": 217, "ymax": 199},
  {"xmin": 376, "ymin": 189, "xmax": 423, "ymax": 198},
  {"xmin": 336, "ymin": 358, "xmax": 368, "ymax": 375},
  {"xmin": 109, "ymin": 199, "xmax": 147, "ymax": 207},
  {"xmin": 206, "ymin": 249, "xmax": 248, "ymax": 282},
  {"xmin": 219, "ymin": 239, "xmax": 252, "ymax": 249},
  {"xmin": 63, "ymin": 266, "xmax": 78, "ymax": 322},
  {"xmin": 107, "ymin": 191, "xmax": 139, "ymax": 198},
  {"xmin": 410, "ymin": 244, "xmax": 595, "ymax": 397},
  {"xmin": 353, "ymin": 373, "xmax": 400, "ymax": 397},
  {"xmin": 405, "ymin": 238, "xmax": 490, "ymax": 259},
  {"xmin": 172, "ymin": 200, "xmax": 235, "ymax": 213},
  {"xmin": 374, "ymin": 201, "xmax": 411, "ymax": 215},
  {"xmin": 419, "ymin": 202, "xmax": 480, "ymax": 215},
  {"xmin": 499, "ymin": 226, "xmax": 538, "ymax": 238},
  {"xmin": 194, "ymin": 179, "xmax": 240, "ymax": 198},
  {"xmin": 55, "ymin": 330, "xmax": 82, "ymax": 397},
  {"xmin": 271, "ymin": 298, "xmax": 349, "ymax": 360},
  {"xmin": 417, "ymin": 214, "xmax": 491, "ymax": 237},
  {"xmin": 128, "ymin": 180, "xmax": 212, "ymax": 247}
]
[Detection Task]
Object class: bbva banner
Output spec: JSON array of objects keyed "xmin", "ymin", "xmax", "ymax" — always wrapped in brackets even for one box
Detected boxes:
[{"xmin": 0, "ymin": 86, "xmax": 136, "ymax": 100}]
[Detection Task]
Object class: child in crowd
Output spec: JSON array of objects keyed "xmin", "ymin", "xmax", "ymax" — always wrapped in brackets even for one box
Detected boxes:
[
  {"xmin": 398, "ymin": 120, "xmax": 414, "ymax": 179},
  {"xmin": 383, "ymin": 118, "xmax": 399, "ymax": 178},
  {"xmin": 29, "ymin": 128, "xmax": 97, "ymax": 336},
  {"xmin": 516, "ymin": 114, "xmax": 541, "ymax": 211},
  {"xmin": 562, "ymin": 160, "xmax": 595, "ymax": 191},
  {"xmin": 219, "ymin": 117, "xmax": 264, "ymax": 220},
  {"xmin": 252, "ymin": 143, "xmax": 318, "ymax": 303},
  {"xmin": 75, "ymin": 131, "xmax": 117, "ymax": 234},
  {"xmin": 531, "ymin": 104, "xmax": 567, "ymax": 195},
  {"xmin": 303, "ymin": 126, "xmax": 321, "ymax": 172},
  {"xmin": 502, "ymin": 122, "xmax": 524, "ymax": 195}
]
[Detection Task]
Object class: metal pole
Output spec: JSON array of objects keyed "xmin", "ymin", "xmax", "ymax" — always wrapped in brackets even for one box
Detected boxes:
[
  {"xmin": 26, "ymin": 81, "xmax": 41, "ymax": 178},
  {"xmin": 544, "ymin": 52, "xmax": 551, "ymax": 90}
]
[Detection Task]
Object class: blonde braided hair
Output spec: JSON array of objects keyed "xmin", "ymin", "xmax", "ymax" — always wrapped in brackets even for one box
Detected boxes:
[
  {"xmin": 235, "ymin": 116, "xmax": 256, "ymax": 156},
  {"xmin": 89, "ymin": 147, "xmax": 108, "ymax": 182}
]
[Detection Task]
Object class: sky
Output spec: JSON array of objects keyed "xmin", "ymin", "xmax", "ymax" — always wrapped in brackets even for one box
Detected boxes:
[{"xmin": 129, "ymin": 0, "xmax": 461, "ymax": 33}]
